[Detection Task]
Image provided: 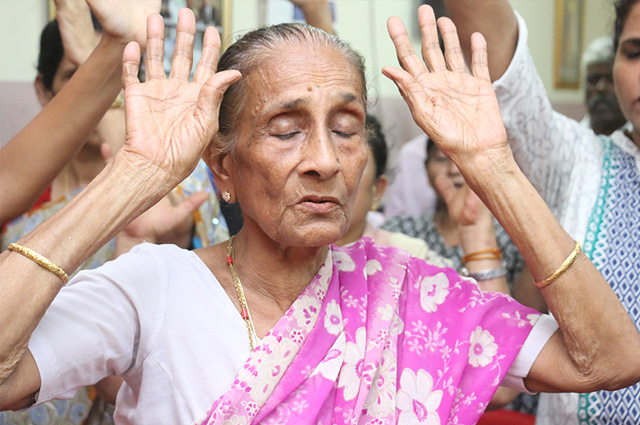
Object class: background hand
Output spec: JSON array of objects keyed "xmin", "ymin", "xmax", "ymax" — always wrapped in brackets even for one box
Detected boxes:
[
  {"xmin": 434, "ymin": 174, "xmax": 491, "ymax": 228},
  {"xmin": 86, "ymin": 0, "xmax": 161, "ymax": 48},
  {"xmin": 382, "ymin": 5, "xmax": 509, "ymax": 165},
  {"xmin": 115, "ymin": 191, "xmax": 208, "ymax": 256},
  {"xmin": 54, "ymin": 0, "xmax": 100, "ymax": 66},
  {"xmin": 116, "ymin": 9, "xmax": 241, "ymax": 193}
]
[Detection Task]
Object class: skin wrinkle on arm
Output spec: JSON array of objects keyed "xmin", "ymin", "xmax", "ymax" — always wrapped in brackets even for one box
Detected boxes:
[
  {"xmin": 0, "ymin": 7, "xmax": 241, "ymax": 408},
  {"xmin": 382, "ymin": 6, "xmax": 640, "ymax": 393}
]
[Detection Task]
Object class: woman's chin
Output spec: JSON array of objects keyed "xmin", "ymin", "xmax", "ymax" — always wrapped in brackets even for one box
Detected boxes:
[{"xmin": 278, "ymin": 222, "xmax": 348, "ymax": 248}]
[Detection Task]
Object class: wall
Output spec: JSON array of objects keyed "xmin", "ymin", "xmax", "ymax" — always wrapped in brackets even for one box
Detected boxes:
[
  {"xmin": 0, "ymin": 0, "xmax": 616, "ymax": 152},
  {"xmin": 0, "ymin": 0, "xmax": 48, "ymax": 148}
]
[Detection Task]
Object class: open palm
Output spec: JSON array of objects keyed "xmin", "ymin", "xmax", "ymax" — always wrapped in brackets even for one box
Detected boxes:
[
  {"xmin": 118, "ymin": 10, "xmax": 240, "ymax": 192},
  {"xmin": 383, "ymin": 6, "xmax": 508, "ymax": 164}
]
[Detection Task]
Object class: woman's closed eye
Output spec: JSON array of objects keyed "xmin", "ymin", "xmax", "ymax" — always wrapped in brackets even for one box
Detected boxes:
[
  {"xmin": 333, "ymin": 130, "xmax": 355, "ymax": 138},
  {"xmin": 275, "ymin": 132, "xmax": 301, "ymax": 140}
]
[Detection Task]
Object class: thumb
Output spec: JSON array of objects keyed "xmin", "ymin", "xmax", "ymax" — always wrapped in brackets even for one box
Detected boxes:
[
  {"xmin": 172, "ymin": 191, "xmax": 209, "ymax": 219},
  {"xmin": 101, "ymin": 143, "xmax": 114, "ymax": 163},
  {"xmin": 193, "ymin": 70, "xmax": 242, "ymax": 138}
]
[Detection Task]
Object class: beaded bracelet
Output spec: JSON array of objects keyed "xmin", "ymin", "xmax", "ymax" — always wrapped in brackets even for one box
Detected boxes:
[
  {"xmin": 7, "ymin": 243, "xmax": 69, "ymax": 284},
  {"xmin": 534, "ymin": 241, "xmax": 582, "ymax": 289}
]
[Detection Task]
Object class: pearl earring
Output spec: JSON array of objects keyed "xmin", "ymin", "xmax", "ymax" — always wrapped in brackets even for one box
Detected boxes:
[{"xmin": 222, "ymin": 191, "xmax": 231, "ymax": 202}]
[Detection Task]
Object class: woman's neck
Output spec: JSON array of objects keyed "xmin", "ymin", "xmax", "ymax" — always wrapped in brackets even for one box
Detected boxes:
[
  {"xmin": 198, "ymin": 223, "xmax": 330, "ymax": 339},
  {"xmin": 335, "ymin": 219, "xmax": 366, "ymax": 247},
  {"xmin": 50, "ymin": 145, "xmax": 106, "ymax": 200},
  {"xmin": 231, "ymin": 226, "xmax": 329, "ymax": 311}
]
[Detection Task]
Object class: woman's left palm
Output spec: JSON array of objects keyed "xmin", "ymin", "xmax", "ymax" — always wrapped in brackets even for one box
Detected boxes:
[{"xmin": 400, "ymin": 71, "xmax": 506, "ymax": 161}]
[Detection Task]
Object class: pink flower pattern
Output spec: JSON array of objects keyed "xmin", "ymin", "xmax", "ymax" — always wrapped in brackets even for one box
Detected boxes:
[{"xmin": 194, "ymin": 238, "xmax": 539, "ymax": 425}]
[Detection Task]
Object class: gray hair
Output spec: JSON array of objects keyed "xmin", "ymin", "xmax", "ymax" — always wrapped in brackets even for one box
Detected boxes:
[
  {"xmin": 211, "ymin": 23, "xmax": 367, "ymax": 154},
  {"xmin": 581, "ymin": 36, "xmax": 614, "ymax": 71}
]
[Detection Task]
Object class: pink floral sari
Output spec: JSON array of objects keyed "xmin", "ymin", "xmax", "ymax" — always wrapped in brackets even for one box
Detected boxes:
[{"xmin": 194, "ymin": 238, "xmax": 539, "ymax": 425}]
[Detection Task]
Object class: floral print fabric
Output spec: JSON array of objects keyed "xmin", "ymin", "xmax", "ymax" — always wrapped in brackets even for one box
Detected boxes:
[{"xmin": 194, "ymin": 238, "xmax": 539, "ymax": 425}]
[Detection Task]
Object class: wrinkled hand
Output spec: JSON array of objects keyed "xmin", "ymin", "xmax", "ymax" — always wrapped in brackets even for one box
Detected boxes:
[
  {"xmin": 117, "ymin": 9, "xmax": 241, "ymax": 194},
  {"xmin": 86, "ymin": 0, "xmax": 161, "ymax": 48},
  {"xmin": 435, "ymin": 174, "xmax": 492, "ymax": 228},
  {"xmin": 382, "ymin": 5, "xmax": 509, "ymax": 165},
  {"xmin": 54, "ymin": 0, "xmax": 100, "ymax": 65}
]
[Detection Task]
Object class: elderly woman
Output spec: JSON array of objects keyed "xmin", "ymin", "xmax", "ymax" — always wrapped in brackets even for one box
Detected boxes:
[
  {"xmin": 444, "ymin": 0, "xmax": 640, "ymax": 423},
  {"xmin": 1, "ymin": 5, "xmax": 640, "ymax": 425}
]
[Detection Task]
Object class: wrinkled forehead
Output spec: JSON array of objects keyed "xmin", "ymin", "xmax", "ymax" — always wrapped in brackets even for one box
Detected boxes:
[{"xmin": 243, "ymin": 43, "xmax": 366, "ymax": 106}]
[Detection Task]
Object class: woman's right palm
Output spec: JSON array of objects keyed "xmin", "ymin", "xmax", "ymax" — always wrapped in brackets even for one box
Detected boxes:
[{"xmin": 118, "ymin": 11, "xmax": 240, "ymax": 190}]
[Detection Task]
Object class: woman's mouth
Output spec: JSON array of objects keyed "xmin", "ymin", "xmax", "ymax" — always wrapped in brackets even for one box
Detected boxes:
[{"xmin": 298, "ymin": 196, "xmax": 340, "ymax": 213}]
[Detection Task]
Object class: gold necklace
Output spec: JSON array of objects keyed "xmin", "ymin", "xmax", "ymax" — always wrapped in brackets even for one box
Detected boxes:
[{"xmin": 226, "ymin": 236, "xmax": 257, "ymax": 351}]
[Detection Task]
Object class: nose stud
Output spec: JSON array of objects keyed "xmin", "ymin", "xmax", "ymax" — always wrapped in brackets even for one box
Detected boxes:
[{"xmin": 336, "ymin": 157, "xmax": 340, "ymax": 163}]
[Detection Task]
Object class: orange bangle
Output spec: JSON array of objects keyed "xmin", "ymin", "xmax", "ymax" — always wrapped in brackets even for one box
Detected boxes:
[{"xmin": 462, "ymin": 248, "xmax": 502, "ymax": 264}]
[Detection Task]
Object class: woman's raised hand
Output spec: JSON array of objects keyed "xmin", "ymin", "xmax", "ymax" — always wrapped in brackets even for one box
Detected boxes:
[
  {"xmin": 382, "ymin": 5, "xmax": 509, "ymax": 166},
  {"xmin": 117, "ymin": 9, "xmax": 241, "ymax": 192},
  {"xmin": 86, "ymin": 0, "xmax": 161, "ymax": 48},
  {"xmin": 54, "ymin": 0, "xmax": 100, "ymax": 65}
]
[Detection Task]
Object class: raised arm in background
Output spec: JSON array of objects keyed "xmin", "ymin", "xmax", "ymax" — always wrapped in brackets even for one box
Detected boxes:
[
  {"xmin": 0, "ymin": 0, "xmax": 159, "ymax": 225},
  {"xmin": 289, "ymin": 0, "xmax": 335, "ymax": 34},
  {"xmin": 443, "ymin": 0, "xmax": 517, "ymax": 81},
  {"xmin": 0, "ymin": 8, "xmax": 241, "ymax": 409}
]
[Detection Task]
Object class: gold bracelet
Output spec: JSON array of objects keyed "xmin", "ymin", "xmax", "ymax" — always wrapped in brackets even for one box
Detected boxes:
[
  {"xmin": 534, "ymin": 241, "xmax": 581, "ymax": 289},
  {"xmin": 7, "ymin": 243, "xmax": 69, "ymax": 284}
]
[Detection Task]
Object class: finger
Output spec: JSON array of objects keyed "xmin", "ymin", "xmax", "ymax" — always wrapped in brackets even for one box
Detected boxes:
[
  {"xmin": 470, "ymin": 32, "xmax": 491, "ymax": 82},
  {"xmin": 381, "ymin": 65, "xmax": 436, "ymax": 127},
  {"xmin": 193, "ymin": 70, "xmax": 242, "ymax": 139},
  {"xmin": 172, "ymin": 192, "xmax": 209, "ymax": 220},
  {"xmin": 122, "ymin": 41, "xmax": 142, "ymax": 88},
  {"xmin": 193, "ymin": 26, "xmax": 222, "ymax": 84},
  {"xmin": 418, "ymin": 5, "xmax": 446, "ymax": 72},
  {"xmin": 100, "ymin": 143, "xmax": 114, "ymax": 164},
  {"xmin": 386, "ymin": 16, "xmax": 428, "ymax": 77},
  {"xmin": 437, "ymin": 17, "xmax": 466, "ymax": 73},
  {"xmin": 145, "ymin": 13, "xmax": 166, "ymax": 80},
  {"xmin": 170, "ymin": 8, "xmax": 196, "ymax": 80}
]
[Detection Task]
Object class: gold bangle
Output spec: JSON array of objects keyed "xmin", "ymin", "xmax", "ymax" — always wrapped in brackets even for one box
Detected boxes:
[
  {"xmin": 534, "ymin": 241, "xmax": 581, "ymax": 289},
  {"xmin": 7, "ymin": 243, "xmax": 69, "ymax": 284}
]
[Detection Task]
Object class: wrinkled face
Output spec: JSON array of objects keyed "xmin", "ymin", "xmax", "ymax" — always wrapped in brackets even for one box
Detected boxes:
[
  {"xmin": 614, "ymin": 2, "xmax": 640, "ymax": 141},
  {"xmin": 586, "ymin": 61, "xmax": 626, "ymax": 134},
  {"xmin": 426, "ymin": 147, "xmax": 464, "ymax": 200},
  {"xmin": 228, "ymin": 44, "xmax": 368, "ymax": 247}
]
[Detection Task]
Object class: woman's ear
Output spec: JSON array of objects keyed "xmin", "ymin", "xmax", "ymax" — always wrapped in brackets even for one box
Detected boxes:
[
  {"xmin": 205, "ymin": 146, "xmax": 236, "ymax": 201},
  {"xmin": 34, "ymin": 74, "xmax": 53, "ymax": 107}
]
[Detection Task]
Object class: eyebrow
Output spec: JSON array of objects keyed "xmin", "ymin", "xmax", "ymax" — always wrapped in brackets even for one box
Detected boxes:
[{"xmin": 620, "ymin": 37, "xmax": 640, "ymax": 47}]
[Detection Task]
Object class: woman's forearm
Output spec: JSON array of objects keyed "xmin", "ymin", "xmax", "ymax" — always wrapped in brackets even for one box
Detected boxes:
[
  {"xmin": 0, "ymin": 35, "xmax": 126, "ymax": 224},
  {"xmin": 444, "ymin": 0, "xmax": 517, "ymax": 81},
  {"xmin": 0, "ymin": 157, "xmax": 165, "ymax": 384},
  {"xmin": 461, "ymin": 152, "xmax": 640, "ymax": 391}
]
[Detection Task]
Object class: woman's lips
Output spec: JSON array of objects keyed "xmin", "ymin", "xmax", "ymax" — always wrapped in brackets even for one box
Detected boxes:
[{"xmin": 298, "ymin": 196, "xmax": 340, "ymax": 213}]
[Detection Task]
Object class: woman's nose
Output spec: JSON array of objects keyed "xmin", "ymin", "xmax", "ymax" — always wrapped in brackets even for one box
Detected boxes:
[{"xmin": 300, "ymin": 129, "xmax": 341, "ymax": 180}]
